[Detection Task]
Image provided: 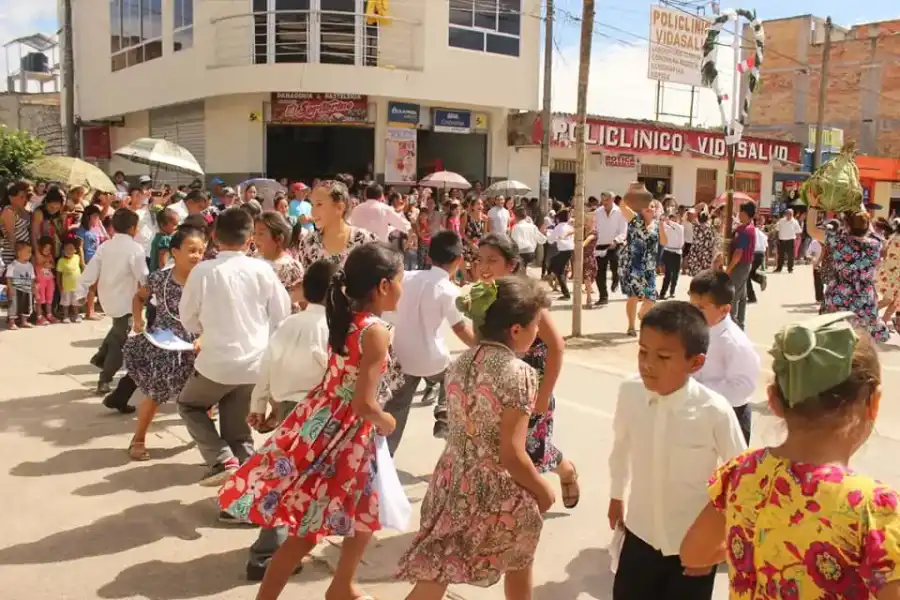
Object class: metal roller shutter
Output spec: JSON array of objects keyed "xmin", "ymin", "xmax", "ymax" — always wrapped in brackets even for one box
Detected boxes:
[{"xmin": 149, "ymin": 102, "xmax": 206, "ymax": 186}]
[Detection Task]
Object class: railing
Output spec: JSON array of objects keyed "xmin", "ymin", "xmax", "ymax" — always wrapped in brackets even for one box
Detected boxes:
[{"xmin": 210, "ymin": 8, "xmax": 423, "ymax": 71}]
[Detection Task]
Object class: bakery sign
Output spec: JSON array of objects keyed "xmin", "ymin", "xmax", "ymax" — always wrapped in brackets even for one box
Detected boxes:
[
  {"xmin": 543, "ymin": 116, "xmax": 802, "ymax": 165},
  {"xmin": 270, "ymin": 92, "xmax": 369, "ymax": 124}
]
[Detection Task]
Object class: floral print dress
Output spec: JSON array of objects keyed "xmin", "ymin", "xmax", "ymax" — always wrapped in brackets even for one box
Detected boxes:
[
  {"xmin": 619, "ymin": 215, "xmax": 659, "ymax": 300},
  {"xmin": 463, "ymin": 214, "xmax": 486, "ymax": 264},
  {"xmin": 522, "ymin": 338, "xmax": 563, "ymax": 473},
  {"xmin": 822, "ymin": 229, "xmax": 890, "ymax": 342},
  {"xmin": 710, "ymin": 448, "xmax": 900, "ymax": 599},
  {"xmin": 296, "ymin": 226, "xmax": 377, "ymax": 270},
  {"xmin": 876, "ymin": 234, "xmax": 900, "ymax": 302},
  {"xmin": 685, "ymin": 221, "xmax": 717, "ymax": 276},
  {"xmin": 397, "ymin": 343, "xmax": 543, "ymax": 587},
  {"xmin": 218, "ymin": 312, "xmax": 393, "ymax": 540}
]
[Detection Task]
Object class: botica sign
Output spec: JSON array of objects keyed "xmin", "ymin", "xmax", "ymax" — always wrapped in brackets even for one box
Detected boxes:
[{"xmin": 388, "ymin": 101, "xmax": 420, "ymax": 126}]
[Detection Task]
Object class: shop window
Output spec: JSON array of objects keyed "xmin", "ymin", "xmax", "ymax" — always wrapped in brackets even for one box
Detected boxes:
[
  {"xmin": 174, "ymin": 0, "xmax": 193, "ymax": 52},
  {"xmin": 695, "ymin": 168, "xmax": 717, "ymax": 205},
  {"xmin": 448, "ymin": 0, "xmax": 520, "ymax": 57},
  {"xmin": 734, "ymin": 170, "xmax": 761, "ymax": 201},
  {"xmin": 109, "ymin": 0, "xmax": 163, "ymax": 72}
]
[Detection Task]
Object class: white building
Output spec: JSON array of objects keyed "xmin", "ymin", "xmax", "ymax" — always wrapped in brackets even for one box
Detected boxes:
[{"xmin": 65, "ymin": 0, "xmax": 540, "ymax": 185}]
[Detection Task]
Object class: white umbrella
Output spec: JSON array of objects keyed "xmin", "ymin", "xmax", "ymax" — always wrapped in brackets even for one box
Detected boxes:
[
  {"xmin": 113, "ymin": 138, "xmax": 204, "ymax": 177},
  {"xmin": 485, "ymin": 179, "xmax": 531, "ymax": 196},
  {"xmin": 418, "ymin": 171, "xmax": 471, "ymax": 190},
  {"xmin": 239, "ymin": 178, "xmax": 286, "ymax": 210}
]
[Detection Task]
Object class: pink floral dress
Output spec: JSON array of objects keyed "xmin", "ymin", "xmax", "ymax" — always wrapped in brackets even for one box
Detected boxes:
[
  {"xmin": 396, "ymin": 342, "xmax": 543, "ymax": 587},
  {"xmin": 710, "ymin": 448, "xmax": 900, "ymax": 599},
  {"xmin": 218, "ymin": 312, "xmax": 392, "ymax": 542}
]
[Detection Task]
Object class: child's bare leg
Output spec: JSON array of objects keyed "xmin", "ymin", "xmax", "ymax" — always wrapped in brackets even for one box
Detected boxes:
[
  {"xmin": 504, "ymin": 566, "xmax": 534, "ymax": 600},
  {"xmin": 325, "ymin": 531, "xmax": 374, "ymax": 600},
  {"xmin": 86, "ymin": 285, "xmax": 97, "ymax": 316},
  {"xmin": 405, "ymin": 582, "xmax": 449, "ymax": 600},
  {"xmin": 638, "ymin": 299, "xmax": 654, "ymax": 320},
  {"xmin": 256, "ymin": 536, "xmax": 316, "ymax": 600},
  {"xmin": 626, "ymin": 297, "xmax": 638, "ymax": 331}
]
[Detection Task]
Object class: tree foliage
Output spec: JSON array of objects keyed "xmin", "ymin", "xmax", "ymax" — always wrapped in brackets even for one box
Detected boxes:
[{"xmin": 0, "ymin": 126, "xmax": 44, "ymax": 181}]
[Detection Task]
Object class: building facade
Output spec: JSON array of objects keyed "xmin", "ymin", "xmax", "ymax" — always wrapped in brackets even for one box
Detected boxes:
[
  {"xmin": 0, "ymin": 92, "xmax": 65, "ymax": 156},
  {"xmin": 743, "ymin": 15, "xmax": 900, "ymax": 157},
  {"xmin": 66, "ymin": 0, "xmax": 540, "ymax": 185},
  {"xmin": 506, "ymin": 113, "xmax": 804, "ymax": 207}
]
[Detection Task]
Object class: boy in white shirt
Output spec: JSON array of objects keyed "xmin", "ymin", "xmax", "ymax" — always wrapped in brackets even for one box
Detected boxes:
[
  {"xmin": 689, "ymin": 270, "xmax": 761, "ymax": 444},
  {"xmin": 608, "ymin": 301, "xmax": 746, "ymax": 600},
  {"xmin": 510, "ymin": 206, "xmax": 547, "ymax": 270},
  {"xmin": 177, "ymin": 208, "xmax": 292, "ymax": 487},
  {"xmin": 383, "ymin": 230, "xmax": 476, "ymax": 455},
  {"xmin": 78, "ymin": 208, "xmax": 148, "ymax": 400},
  {"xmin": 243, "ymin": 259, "xmax": 333, "ymax": 582}
]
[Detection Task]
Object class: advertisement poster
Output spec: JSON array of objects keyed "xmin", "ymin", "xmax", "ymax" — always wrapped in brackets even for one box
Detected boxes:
[
  {"xmin": 385, "ymin": 128, "xmax": 417, "ymax": 184},
  {"xmin": 647, "ymin": 5, "xmax": 709, "ymax": 87},
  {"xmin": 270, "ymin": 92, "xmax": 369, "ymax": 124}
]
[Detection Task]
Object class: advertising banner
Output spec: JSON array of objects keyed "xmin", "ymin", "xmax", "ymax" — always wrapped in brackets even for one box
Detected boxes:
[
  {"xmin": 388, "ymin": 101, "xmax": 420, "ymax": 126},
  {"xmin": 648, "ymin": 5, "xmax": 709, "ymax": 87},
  {"xmin": 433, "ymin": 109, "xmax": 472, "ymax": 134},
  {"xmin": 385, "ymin": 127, "xmax": 417, "ymax": 184},
  {"xmin": 270, "ymin": 92, "xmax": 369, "ymax": 124}
]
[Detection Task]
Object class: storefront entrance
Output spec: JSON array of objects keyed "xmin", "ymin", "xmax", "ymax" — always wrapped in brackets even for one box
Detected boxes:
[
  {"xmin": 639, "ymin": 164, "xmax": 672, "ymax": 198},
  {"xmin": 416, "ymin": 130, "xmax": 487, "ymax": 185},
  {"xmin": 266, "ymin": 125, "xmax": 375, "ymax": 183}
]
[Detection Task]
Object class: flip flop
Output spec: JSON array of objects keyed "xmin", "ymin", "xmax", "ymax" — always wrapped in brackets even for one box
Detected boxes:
[{"xmin": 561, "ymin": 464, "xmax": 580, "ymax": 509}]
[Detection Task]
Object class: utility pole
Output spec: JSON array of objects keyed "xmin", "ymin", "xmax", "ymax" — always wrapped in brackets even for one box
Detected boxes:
[
  {"xmin": 539, "ymin": 0, "xmax": 553, "ymax": 218},
  {"xmin": 63, "ymin": 0, "xmax": 77, "ymax": 157},
  {"xmin": 811, "ymin": 16, "xmax": 833, "ymax": 172},
  {"xmin": 571, "ymin": 0, "xmax": 594, "ymax": 337}
]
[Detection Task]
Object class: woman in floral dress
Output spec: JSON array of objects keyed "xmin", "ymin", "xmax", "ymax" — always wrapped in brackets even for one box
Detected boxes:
[
  {"xmin": 582, "ymin": 211, "xmax": 598, "ymax": 307},
  {"xmin": 619, "ymin": 199, "xmax": 662, "ymax": 336},
  {"xmin": 219, "ymin": 242, "xmax": 403, "ymax": 600},
  {"xmin": 808, "ymin": 208, "xmax": 890, "ymax": 343},
  {"xmin": 254, "ymin": 211, "xmax": 305, "ymax": 307},
  {"xmin": 682, "ymin": 313, "xmax": 900, "ymax": 599},
  {"xmin": 397, "ymin": 277, "xmax": 554, "ymax": 598},
  {"xmin": 296, "ymin": 181, "xmax": 377, "ymax": 270},
  {"xmin": 876, "ymin": 224, "xmax": 900, "ymax": 327},
  {"xmin": 685, "ymin": 208, "xmax": 717, "ymax": 276}
]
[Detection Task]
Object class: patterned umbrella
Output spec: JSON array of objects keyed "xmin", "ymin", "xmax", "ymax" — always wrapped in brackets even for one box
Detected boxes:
[
  {"xmin": 418, "ymin": 171, "xmax": 471, "ymax": 190},
  {"xmin": 27, "ymin": 156, "xmax": 117, "ymax": 193},
  {"xmin": 113, "ymin": 138, "xmax": 204, "ymax": 176}
]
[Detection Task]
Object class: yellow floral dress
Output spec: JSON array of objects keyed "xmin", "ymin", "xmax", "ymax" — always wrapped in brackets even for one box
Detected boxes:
[{"xmin": 710, "ymin": 448, "xmax": 900, "ymax": 599}]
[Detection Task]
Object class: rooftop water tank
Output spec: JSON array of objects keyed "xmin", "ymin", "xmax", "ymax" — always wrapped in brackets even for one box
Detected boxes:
[{"xmin": 21, "ymin": 52, "xmax": 49, "ymax": 74}]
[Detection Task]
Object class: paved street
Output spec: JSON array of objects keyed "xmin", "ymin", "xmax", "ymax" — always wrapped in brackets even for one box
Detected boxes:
[{"xmin": 3, "ymin": 265, "xmax": 900, "ymax": 600}]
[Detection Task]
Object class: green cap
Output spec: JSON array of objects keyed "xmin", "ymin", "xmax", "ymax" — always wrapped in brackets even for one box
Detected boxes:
[
  {"xmin": 456, "ymin": 281, "xmax": 498, "ymax": 330},
  {"xmin": 770, "ymin": 312, "xmax": 859, "ymax": 407}
]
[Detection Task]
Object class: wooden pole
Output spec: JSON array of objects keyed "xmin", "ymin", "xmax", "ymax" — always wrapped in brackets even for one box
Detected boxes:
[
  {"xmin": 572, "ymin": 0, "xmax": 594, "ymax": 337},
  {"xmin": 539, "ymin": 0, "xmax": 554, "ymax": 218},
  {"xmin": 811, "ymin": 16, "xmax": 833, "ymax": 171}
]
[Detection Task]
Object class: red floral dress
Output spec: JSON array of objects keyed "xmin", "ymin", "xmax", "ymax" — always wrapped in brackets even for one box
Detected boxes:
[
  {"xmin": 709, "ymin": 448, "xmax": 900, "ymax": 599},
  {"xmin": 218, "ymin": 312, "xmax": 392, "ymax": 541}
]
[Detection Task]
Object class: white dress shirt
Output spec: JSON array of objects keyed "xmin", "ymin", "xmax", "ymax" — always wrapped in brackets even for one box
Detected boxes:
[
  {"xmin": 609, "ymin": 376, "xmax": 747, "ymax": 556},
  {"xmin": 696, "ymin": 315, "xmax": 760, "ymax": 408},
  {"xmin": 661, "ymin": 220, "xmax": 685, "ymax": 254},
  {"xmin": 510, "ymin": 220, "xmax": 547, "ymax": 254},
  {"xmin": 683, "ymin": 220, "xmax": 694, "ymax": 244},
  {"xmin": 77, "ymin": 233, "xmax": 147, "ymax": 318},
  {"xmin": 384, "ymin": 266, "xmax": 464, "ymax": 377},
  {"xmin": 169, "ymin": 200, "xmax": 189, "ymax": 223},
  {"xmin": 548, "ymin": 222, "xmax": 575, "ymax": 251},
  {"xmin": 755, "ymin": 228, "xmax": 769, "ymax": 253},
  {"xmin": 594, "ymin": 205, "xmax": 628, "ymax": 256},
  {"xmin": 135, "ymin": 207, "xmax": 156, "ymax": 256},
  {"xmin": 250, "ymin": 304, "xmax": 329, "ymax": 414},
  {"xmin": 776, "ymin": 217, "xmax": 802, "ymax": 241},
  {"xmin": 487, "ymin": 205, "xmax": 510, "ymax": 233},
  {"xmin": 179, "ymin": 251, "xmax": 292, "ymax": 385},
  {"xmin": 349, "ymin": 199, "xmax": 411, "ymax": 242}
]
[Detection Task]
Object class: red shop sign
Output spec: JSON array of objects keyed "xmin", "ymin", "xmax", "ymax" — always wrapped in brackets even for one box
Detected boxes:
[
  {"xmin": 534, "ymin": 116, "xmax": 803, "ymax": 165},
  {"xmin": 271, "ymin": 92, "xmax": 369, "ymax": 125}
]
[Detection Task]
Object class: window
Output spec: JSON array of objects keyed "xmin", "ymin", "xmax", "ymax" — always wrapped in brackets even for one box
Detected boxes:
[
  {"xmin": 174, "ymin": 0, "xmax": 194, "ymax": 52},
  {"xmin": 735, "ymin": 170, "xmax": 761, "ymax": 201},
  {"xmin": 109, "ymin": 0, "xmax": 162, "ymax": 72},
  {"xmin": 448, "ymin": 0, "xmax": 520, "ymax": 57}
]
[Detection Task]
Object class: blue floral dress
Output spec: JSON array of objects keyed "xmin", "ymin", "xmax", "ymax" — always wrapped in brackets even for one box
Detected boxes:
[
  {"xmin": 522, "ymin": 338, "xmax": 562, "ymax": 473},
  {"xmin": 619, "ymin": 215, "xmax": 659, "ymax": 300},
  {"xmin": 822, "ymin": 229, "xmax": 890, "ymax": 342}
]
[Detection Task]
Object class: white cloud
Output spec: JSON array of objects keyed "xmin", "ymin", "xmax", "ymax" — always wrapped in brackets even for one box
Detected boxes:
[
  {"xmin": 0, "ymin": 0, "xmax": 59, "ymax": 92},
  {"xmin": 547, "ymin": 38, "xmax": 739, "ymax": 129}
]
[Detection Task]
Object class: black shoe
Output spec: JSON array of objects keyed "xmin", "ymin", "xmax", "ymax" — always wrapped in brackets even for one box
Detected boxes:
[
  {"xmin": 433, "ymin": 420, "xmax": 449, "ymax": 439},
  {"xmin": 102, "ymin": 391, "xmax": 136, "ymax": 413},
  {"xmin": 594, "ymin": 298, "xmax": 609, "ymax": 306},
  {"xmin": 420, "ymin": 385, "xmax": 437, "ymax": 406},
  {"xmin": 246, "ymin": 561, "xmax": 303, "ymax": 582}
]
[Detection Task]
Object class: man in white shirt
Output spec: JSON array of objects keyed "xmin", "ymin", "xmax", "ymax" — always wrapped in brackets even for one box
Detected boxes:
[
  {"xmin": 593, "ymin": 191, "xmax": 628, "ymax": 305},
  {"xmin": 487, "ymin": 195, "xmax": 511, "ymax": 233},
  {"xmin": 77, "ymin": 208, "xmax": 148, "ymax": 400},
  {"xmin": 608, "ymin": 302, "xmax": 746, "ymax": 600},
  {"xmin": 548, "ymin": 209, "xmax": 576, "ymax": 299},
  {"xmin": 775, "ymin": 209, "xmax": 802, "ymax": 273},
  {"xmin": 681, "ymin": 209, "xmax": 695, "ymax": 274},
  {"xmin": 688, "ymin": 271, "xmax": 761, "ymax": 444},
  {"xmin": 349, "ymin": 182, "xmax": 410, "ymax": 242},
  {"xmin": 659, "ymin": 211, "xmax": 685, "ymax": 300},
  {"xmin": 177, "ymin": 208, "xmax": 292, "ymax": 487},
  {"xmin": 383, "ymin": 231, "xmax": 476, "ymax": 454},
  {"xmin": 510, "ymin": 206, "xmax": 547, "ymax": 270},
  {"xmin": 747, "ymin": 221, "xmax": 769, "ymax": 303}
]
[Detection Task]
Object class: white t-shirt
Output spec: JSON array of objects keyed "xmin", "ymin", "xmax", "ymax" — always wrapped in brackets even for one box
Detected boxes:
[
  {"xmin": 755, "ymin": 228, "xmax": 769, "ymax": 253},
  {"xmin": 487, "ymin": 205, "xmax": 510, "ymax": 233},
  {"xmin": 776, "ymin": 217, "xmax": 802, "ymax": 241}
]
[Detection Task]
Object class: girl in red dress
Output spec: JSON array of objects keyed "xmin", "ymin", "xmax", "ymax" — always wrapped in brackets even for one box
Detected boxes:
[{"xmin": 219, "ymin": 241, "xmax": 403, "ymax": 600}]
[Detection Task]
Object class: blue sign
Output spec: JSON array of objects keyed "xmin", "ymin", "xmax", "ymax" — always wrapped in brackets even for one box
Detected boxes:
[
  {"xmin": 433, "ymin": 109, "xmax": 472, "ymax": 133},
  {"xmin": 387, "ymin": 101, "xmax": 419, "ymax": 126}
]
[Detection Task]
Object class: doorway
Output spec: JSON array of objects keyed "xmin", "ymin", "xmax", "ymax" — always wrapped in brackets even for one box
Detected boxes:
[
  {"xmin": 266, "ymin": 125, "xmax": 374, "ymax": 183},
  {"xmin": 639, "ymin": 164, "xmax": 672, "ymax": 199},
  {"xmin": 549, "ymin": 172, "xmax": 575, "ymax": 206}
]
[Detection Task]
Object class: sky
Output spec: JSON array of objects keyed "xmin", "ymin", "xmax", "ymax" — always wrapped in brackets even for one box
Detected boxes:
[{"xmin": 1, "ymin": 0, "xmax": 898, "ymax": 124}]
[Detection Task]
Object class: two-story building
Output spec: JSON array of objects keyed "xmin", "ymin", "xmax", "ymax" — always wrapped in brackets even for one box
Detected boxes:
[{"xmin": 66, "ymin": 0, "xmax": 540, "ymax": 186}]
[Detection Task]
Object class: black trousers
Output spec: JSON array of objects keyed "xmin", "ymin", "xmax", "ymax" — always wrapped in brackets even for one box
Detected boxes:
[
  {"xmin": 613, "ymin": 529, "xmax": 716, "ymax": 600},
  {"xmin": 776, "ymin": 239, "xmax": 795, "ymax": 272},
  {"xmin": 519, "ymin": 252, "xmax": 536, "ymax": 270},
  {"xmin": 733, "ymin": 403, "xmax": 752, "ymax": 445},
  {"xmin": 813, "ymin": 268, "xmax": 824, "ymax": 303},
  {"xmin": 747, "ymin": 252, "xmax": 765, "ymax": 302},
  {"xmin": 595, "ymin": 245, "xmax": 620, "ymax": 300},
  {"xmin": 660, "ymin": 250, "xmax": 682, "ymax": 298},
  {"xmin": 550, "ymin": 249, "xmax": 573, "ymax": 297}
]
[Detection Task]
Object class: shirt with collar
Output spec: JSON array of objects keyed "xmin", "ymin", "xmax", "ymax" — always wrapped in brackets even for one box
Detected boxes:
[
  {"xmin": 754, "ymin": 227, "xmax": 769, "ymax": 253},
  {"xmin": 349, "ymin": 199, "xmax": 411, "ymax": 242},
  {"xmin": 383, "ymin": 266, "xmax": 464, "ymax": 377},
  {"xmin": 510, "ymin": 220, "xmax": 547, "ymax": 254},
  {"xmin": 169, "ymin": 200, "xmax": 189, "ymax": 223},
  {"xmin": 594, "ymin": 205, "xmax": 628, "ymax": 253},
  {"xmin": 776, "ymin": 217, "xmax": 802, "ymax": 241},
  {"xmin": 661, "ymin": 220, "xmax": 685, "ymax": 253},
  {"xmin": 695, "ymin": 315, "xmax": 760, "ymax": 408},
  {"xmin": 609, "ymin": 375, "xmax": 747, "ymax": 556},
  {"xmin": 487, "ymin": 205, "xmax": 510, "ymax": 233},
  {"xmin": 549, "ymin": 221, "xmax": 575, "ymax": 252},
  {"xmin": 179, "ymin": 250, "xmax": 292, "ymax": 384},
  {"xmin": 250, "ymin": 304, "xmax": 329, "ymax": 414},
  {"xmin": 76, "ymin": 233, "xmax": 147, "ymax": 318}
]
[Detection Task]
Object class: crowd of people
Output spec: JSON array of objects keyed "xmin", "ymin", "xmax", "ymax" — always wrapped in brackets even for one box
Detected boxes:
[{"xmin": 3, "ymin": 171, "xmax": 900, "ymax": 600}]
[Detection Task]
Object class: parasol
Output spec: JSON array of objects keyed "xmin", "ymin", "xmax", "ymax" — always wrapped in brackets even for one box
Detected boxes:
[
  {"xmin": 113, "ymin": 138, "xmax": 204, "ymax": 177},
  {"xmin": 485, "ymin": 180, "xmax": 531, "ymax": 196},
  {"xmin": 418, "ymin": 171, "xmax": 471, "ymax": 190},
  {"xmin": 239, "ymin": 178, "xmax": 287, "ymax": 210},
  {"xmin": 27, "ymin": 156, "xmax": 117, "ymax": 193}
]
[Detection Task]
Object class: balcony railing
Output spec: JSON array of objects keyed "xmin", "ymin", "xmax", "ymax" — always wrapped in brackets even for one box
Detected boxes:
[{"xmin": 210, "ymin": 8, "xmax": 423, "ymax": 71}]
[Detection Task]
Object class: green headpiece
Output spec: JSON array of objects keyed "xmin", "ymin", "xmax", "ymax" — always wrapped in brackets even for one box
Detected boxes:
[
  {"xmin": 456, "ymin": 281, "xmax": 498, "ymax": 330},
  {"xmin": 770, "ymin": 312, "xmax": 860, "ymax": 407}
]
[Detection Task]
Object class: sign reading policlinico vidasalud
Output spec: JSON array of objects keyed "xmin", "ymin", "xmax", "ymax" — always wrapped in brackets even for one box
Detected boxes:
[
  {"xmin": 647, "ymin": 5, "xmax": 709, "ymax": 88},
  {"xmin": 540, "ymin": 117, "xmax": 803, "ymax": 165}
]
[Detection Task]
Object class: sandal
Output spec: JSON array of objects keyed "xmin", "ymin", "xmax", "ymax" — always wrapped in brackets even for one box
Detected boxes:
[
  {"xmin": 561, "ymin": 463, "xmax": 581, "ymax": 509},
  {"xmin": 128, "ymin": 438, "xmax": 151, "ymax": 461}
]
